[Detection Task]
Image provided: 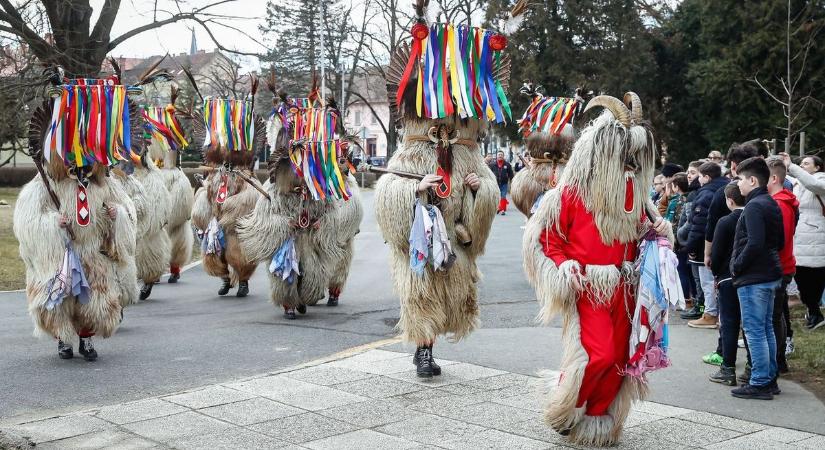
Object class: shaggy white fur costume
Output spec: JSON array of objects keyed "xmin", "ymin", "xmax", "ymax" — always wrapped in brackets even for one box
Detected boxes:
[
  {"xmin": 132, "ymin": 159, "xmax": 171, "ymax": 286},
  {"xmin": 14, "ymin": 170, "xmax": 138, "ymax": 341},
  {"xmin": 237, "ymin": 165, "xmax": 363, "ymax": 309},
  {"xmin": 149, "ymin": 146, "xmax": 194, "ymax": 276},
  {"xmin": 374, "ymin": 117, "xmax": 498, "ymax": 343}
]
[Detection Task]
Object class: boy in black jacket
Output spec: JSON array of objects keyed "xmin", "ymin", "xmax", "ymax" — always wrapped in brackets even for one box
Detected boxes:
[
  {"xmin": 708, "ymin": 183, "xmax": 745, "ymax": 386},
  {"xmin": 731, "ymin": 157, "xmax": 784, "ymax": 400}
]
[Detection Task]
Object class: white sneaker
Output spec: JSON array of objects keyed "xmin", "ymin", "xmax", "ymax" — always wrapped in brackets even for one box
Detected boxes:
[
  {"xmin": 737, "ymin": 339, "xmax": 745, "ymax": 349},
  {"xmin": 785, "ymin": 337, "xmax": 794, "ymax": 355}
]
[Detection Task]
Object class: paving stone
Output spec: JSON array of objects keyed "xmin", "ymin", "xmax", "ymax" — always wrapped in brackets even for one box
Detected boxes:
[
  {"xmin": 611, "ymin": 429, "xmax": 696, "ymax": 450},
  {"xmin": 334, "ymin": 375, "xmax": 423, "ymax": 399},
  {"xmin": 227, "ymin": 375, "xmax": 368, "ymax": 411},
  {"xmin": 9, "ymin": 414, "xmax": 110, "ymax": 442},
  {"xmin": 248, "ymin": 412, "xmax": 358, "ymax": 444},
  {"xmin": 330, "ymin": 354, "xmax": 416, "ymax": 375},
  {"xmin": 198, "ymin": 397, "xmax": 303, "ymax": 426},
  {"xmin": 35, "ymin": 430, "xmax": 158, "ymax": 449},
  {"xmin": 163, "ymin": 386, "xmax": 255, "ymax": 409},
  {"xmin": 345, "ymin": 349, "xmax": 412, "ymax": 362},
  {"xmin": 623, "ymin": 410, "xmax": 666, "ymax": 429},
  {"xmin": 316, "ymin": 398, "xmax": 423, "ymax": 428},
  {"xmin": 167, "ymin": 426, "xmax": 287, "ymax": 449},
  {"xmin": 390, "ymin": 388, "xmax": 449, "ymax": 407},
  {"xmin": 282, "ymin": 365, "xmax": 373, "ymax": 386},
  {"xmin": 440, "ymin": 401, "xmax": 536, "ymax": 428},
  {"xmin": 795, "ymin": 435, "xmax": 825, "ymax": 449},
  {"xmin": 440, "ymin": 428, "xmax": 552, "ymax": 450},
  {"xmin": 375, "ymin": 414, "xmax": 487, "ymax": 446},
  {"xmin": 434, "ymin": 383, "xmax": 486, "ymax": 396},
  {"xmin": 631, "ymin": 417, "xmax": 741, "ymax": 447},
  {"xmin": 95, "ymin": 398, "xmax": 189, "ymax": 425},
  {"xmin": 495, "ymin": 416, "xmax": 567, "ymax": 444},
  {"xmin": 678, "ymin": 411, "xmax": 768, "ymax": 433},
  {"xmin": 122, "ymin": 411, "xmax": 231, "ymax": 443},
  {"xmin": 405, "ymin": 393, "xmax": 485, "ymax": 415},
  {"xmin": 705, "ymin": 435, "xmax": 803, "ymax": 450},
  {"xmin": 631, "ymin": 401, "xmax": 693, "ymax": 417},
  {"xmin": 746, "ymin": 427, "xmax": 815, "ymax": 443},
  {"xmin": 488, "ymin": 392, "xmax": 544, "ymax": 413},
  {"xmin": 385, "ymin": 362, "xmax": 505, "ymax": 387},
  {"xmin": 304, "ymin": 429, "xmax": 420, "ymax": 450},
  {"xmin": 461, "ymin": 373, "xmax": 536, "ymax": 391}
]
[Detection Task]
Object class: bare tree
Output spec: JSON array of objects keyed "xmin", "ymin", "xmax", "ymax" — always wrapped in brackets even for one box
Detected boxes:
[
  {"xmin": 0, "ymin": 0, "xmax": 262, "ymax": 77},
  {"xmin": 753, "ymin": 0, "xmax": 823, "ymax": 153},
  {"xmin": 200, "ymin": 54, "xmax": 246, "ymax": 99},
  {"xmin": 0, "ymin": 38, "xmax": 39, "ymax": 168}
]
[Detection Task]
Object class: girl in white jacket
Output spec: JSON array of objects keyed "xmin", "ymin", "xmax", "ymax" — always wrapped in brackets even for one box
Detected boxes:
[{"xmin": 784, "ymin": 154, "xmax": 825, "ymax": 330}]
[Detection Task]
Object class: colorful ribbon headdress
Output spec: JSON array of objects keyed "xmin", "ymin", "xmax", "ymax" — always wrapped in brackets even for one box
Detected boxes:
[
  {"xmin": 142, "ymin": 85, "xmax": 188, "ymax": 153},
  {"xmin": 517, "ymin": 84, "xmax": 583, "ymax": 137},
  {"xmin": 387, "ymin": 0, "xmax": 527, "ymax": 124}
]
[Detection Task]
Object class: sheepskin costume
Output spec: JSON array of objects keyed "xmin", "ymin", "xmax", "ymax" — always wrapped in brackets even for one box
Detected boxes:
[
  {"xmin": 187, "ymin": 81, "xmax": 265, "ymax": 297},
  {"xmin": 236, "ymin": 84, "xmax": 363, "ymax": 317},
  {"xmin": 131, "ymin": 156, "xmax": 171, "ymax": 297},
  {"xmin": 15, "ymin": 95, "xmax": 138, "ymax": 350},
  {"xmin": 522, "ymin": 92, "xmax": 666, "ymax": 446},
  {"xmin": 374, "ymin": 0, "xmax": 526, "ymax": 376}
]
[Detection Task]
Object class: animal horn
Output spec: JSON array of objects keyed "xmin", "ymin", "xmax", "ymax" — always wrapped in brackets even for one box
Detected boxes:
[
  {"xmin": 584, "ymin": 95, "xmax": 631, "ymax": 128},
  {"xmin": 623, "ymin": 92, "xmax": 643, "ymax": 125}
]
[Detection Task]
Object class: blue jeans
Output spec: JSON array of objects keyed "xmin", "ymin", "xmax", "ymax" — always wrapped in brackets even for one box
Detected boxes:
[
  {"xmin": 737, "ymin": 280, "xmax": 781, "ymax": 387},
  {"xmin": 499, "ymin": 183, "xmax": 508, "ymax": 198}
]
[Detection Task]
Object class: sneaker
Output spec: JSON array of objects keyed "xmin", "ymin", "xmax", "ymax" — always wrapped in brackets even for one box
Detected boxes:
[
  {"xmin": 738, "ymin": 339, "xmax": 745, "ymax": 349},
  {"xmin": 217, "ymin": 278, "xmax": 231, "ymax": 296},
  {"xmin": 785, "ymin": 337, "xmax": 794, "ymax": 355},
  {"xmin": 702, "ymin": 351, "xmax": 723, "ymax": 366},
  {"xmin": 808, "ymin": 315, "xmax": 825, "ymax": 330},
  {"xmin": 139, "ymin": 282, "xmax": 153, "ymax": 300},
  {"xmin": 57, "ymin": 340, "xmax": 73, "ymax": 359},
  {"xmin": 709, "ymin": 366, "xmax": 736, "ymax": 386},
  {"xmin": 731, "ymin": 383, "xmax": 773, "ymax": 400},
  {"xmin": 296, "ymin": 304, "xmax": 307, "ymax": 315},
  {"xmin": 168, "ymin": 272, "xmax": 180, "ymax": 283},
  {"xmin": 769, "ymin": 379, "xmax": 782, "ymax": 395},
  {"xmin": 738, "ymin": 365, "xmax": 751, "ymax": 384},
  {"xmin": 78, "ymin": 337, "xmax": 98, "ymax": 361},
  {"xmin": 689, "ymin": 314, "xmax": 719, "ymax": 329},
  {"xmin": 680, "ymin": 305, "xmax": 703, "ymax": 320},
  {"xmin": 283, "ymin": 306, "xmax": 297, "ymax": 320}
]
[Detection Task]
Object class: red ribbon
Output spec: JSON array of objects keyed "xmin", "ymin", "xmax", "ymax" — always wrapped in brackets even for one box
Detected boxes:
[{"xmin": 396, "ymin": 37, "xmax": 424, "ymax": 108}]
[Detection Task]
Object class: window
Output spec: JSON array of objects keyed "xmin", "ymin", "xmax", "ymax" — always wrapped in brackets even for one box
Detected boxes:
[
  {"xmin": 367, "ymin": 138, "xmax": 377, "ymax": 156},
  {"xmin": 371, "ymin": 113, "xmax": 377, "ymax": 125},
  {"xmin": 354, "ymin": 111, "xmax": 362, "ymax": 124}
]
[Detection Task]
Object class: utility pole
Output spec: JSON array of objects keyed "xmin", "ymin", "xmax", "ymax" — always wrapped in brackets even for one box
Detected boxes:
[{"xmin": 340, "ymin": 61, "xmax": 346, "ymax": 118}]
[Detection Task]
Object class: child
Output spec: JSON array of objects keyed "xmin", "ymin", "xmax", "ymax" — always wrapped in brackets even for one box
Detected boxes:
[
  {"xmin": 708, "ymin": 182, "xmax": 745, "ymax": 385},
  {"xmin": 731, "ymin": 157, "xmax": 784, "ymax": 400}
]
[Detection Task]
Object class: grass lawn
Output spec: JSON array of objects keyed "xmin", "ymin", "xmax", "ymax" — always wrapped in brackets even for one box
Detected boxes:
[
  {"xmin": 0, "ymin": 187, "xmax": 24, "ymax": 291},
  {"xmin": 786, "ymin": 303, "xmax": 825, "ymax": 401}
]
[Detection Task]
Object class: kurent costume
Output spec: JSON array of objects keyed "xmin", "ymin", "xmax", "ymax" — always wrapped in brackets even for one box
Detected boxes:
[
  {"xmin": 523, "ymin": 93, "xmax": 678, "ymax": 446},
  {"xmin": 374, "ymin": 0, "xmax": 526, "ymax": 377},
  {"xmin": 509, "ymin": 84, "xmax": 583, "ymax": 218},
  {"xmin": 189, "ymin": 77, "xmax": 265, "ymax": 297},
  {"xmin": 13, "ymin": 69, "xmax": 158, "ymax": 360},
  {"xmin": 142, "ymin": 86, "xmax": 194, "ymax": 285},
  {"xmin": 129, "ymin": 156, "xmax": 171, "ymax": 300},
  {"xmin": 236, "ymin": 77, "xmax": 363, "ymax": 319}
]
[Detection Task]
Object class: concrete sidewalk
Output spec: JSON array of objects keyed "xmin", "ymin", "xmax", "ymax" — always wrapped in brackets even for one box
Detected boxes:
[{"xmin": 2, "ymin": 348, "xmax": 823, "ymax": 450}]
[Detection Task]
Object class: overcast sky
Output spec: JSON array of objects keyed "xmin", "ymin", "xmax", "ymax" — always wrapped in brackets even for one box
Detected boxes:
[{"xmin": 96, "ymin": 0, "xmax": 269, "ymax": 65}]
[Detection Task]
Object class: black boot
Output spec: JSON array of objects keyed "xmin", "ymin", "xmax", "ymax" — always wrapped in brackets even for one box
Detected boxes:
[
  {"xmin": 236, "ymin": 281, "xmax": 249, "ymax": 298},
  {"xmin": 78, "ymin": 337, "xmax": 98, "ymax": 361},
  {"xmin": 168, "ymin": 272, "xmax": 180, "ymax": 283},
  {"xmin": 738, "ymin": 364, "xmax": 751, "ymax": 384},
  {"xmin": 284, "ymin": 306, "xmax": 297, "ymax": 320},
  {"xmin": 769, "ymin": 378, "xmax": 782, "ymax": 395},
  {"xmin": 217, "ymin": 278, "xmax": 231, "ymax": 296},
  {"xmin": 139, "ymin": 282, "xmax": 154, "ymax": 300},
  {"xmin": 296, "ymin": 304, "xmax": 307, "ymax": 315},
  {"xmin": 412, "ymin": 345, "xmax": 441, "ymax": 376},
  {"xmin": 57, "ymin": 340, "xmax": 73, "ymax": 359},
  {"xmin": 709, "ymin": 365, "xmax": 736, "ymax": 386},
  {"xmin": 415, "ymin": 346, "xmax": 434, "ymax": 378},
  {"xmin": 327, "ymin": 295, "xmax": 339, "ymax": 307}
]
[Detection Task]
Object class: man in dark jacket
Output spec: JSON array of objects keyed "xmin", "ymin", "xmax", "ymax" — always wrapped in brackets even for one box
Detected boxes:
[
  {"xmin": 731, "ymin": 157, "xmax": 784, "ymax": 400},
  {"xmin": 687, "ymin": 162, "xmax": 728, "ymax": 330},
  {"xmin": 489, "ymin": 151, "xmax": 514, "ymax": 215},
  {"xmin": 708, "ymin": 182, "xmax": 745, "ymax": 386}
]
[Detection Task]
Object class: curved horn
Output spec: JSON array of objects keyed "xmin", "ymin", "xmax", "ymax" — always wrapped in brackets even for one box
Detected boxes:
[
  {"xmin": 584, "ymin": 95, "xmax": 631, "ymax": 128},
  {"xmin": 623, "ymin": 92, "xmax": 643, "ymax": 125}
]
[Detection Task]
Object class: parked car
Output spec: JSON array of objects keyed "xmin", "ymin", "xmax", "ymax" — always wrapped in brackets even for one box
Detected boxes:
[{"xmin": 368, "ymin": 157, "xmax": 387, "ymax": 167}]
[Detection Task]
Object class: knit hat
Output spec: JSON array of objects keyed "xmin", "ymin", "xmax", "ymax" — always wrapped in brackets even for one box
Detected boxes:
[{"xmin": 661, "ymin": 162, "xmax": 683, "ymax": 178}]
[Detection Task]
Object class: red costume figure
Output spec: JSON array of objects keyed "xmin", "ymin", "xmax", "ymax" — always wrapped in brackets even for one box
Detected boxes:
[{"xmin": 523, "ymin": 93, "xmax": 670, "ymax": 446}]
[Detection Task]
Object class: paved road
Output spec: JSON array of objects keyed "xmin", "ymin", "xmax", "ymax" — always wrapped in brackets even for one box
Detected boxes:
[
  {"xmin": 0, "ymin": 190, "xmax": 535, "ymax": 421},
  {"xmin": 1, "ymin": 191, "xmax": 823, "ymax": 434}
]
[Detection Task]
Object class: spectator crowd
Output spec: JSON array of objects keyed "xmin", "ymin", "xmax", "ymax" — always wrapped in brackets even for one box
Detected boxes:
[{"xmin": 654, "ymin": 142, "xmax": 825, "ymax": 400}]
